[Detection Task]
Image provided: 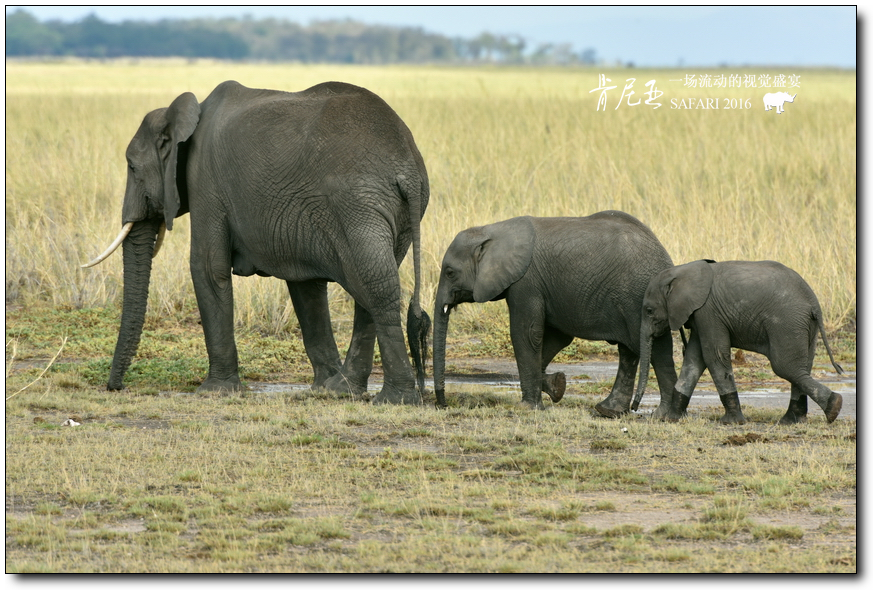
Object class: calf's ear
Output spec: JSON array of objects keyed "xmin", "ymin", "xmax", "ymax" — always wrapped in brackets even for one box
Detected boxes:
[
  {"xmin": 665, "ymin": 260, "xmax": 715, "ymax": 330},
  {"xmin": 473, "ymin": 216, "xmax": 535, "ymax": 302}
]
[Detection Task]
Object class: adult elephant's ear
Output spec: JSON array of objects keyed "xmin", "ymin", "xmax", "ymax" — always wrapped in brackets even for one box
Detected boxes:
[
  {"xmin": 162, "ymin": 92, "xmax": 200, "ymax": 230},
  {"xmin": 473, "ymin": 216, "xmax": 535, "ymax": 302},
  {"xmin": 665, "ymin": 260, "xmax": 714, "ymax": 330}
]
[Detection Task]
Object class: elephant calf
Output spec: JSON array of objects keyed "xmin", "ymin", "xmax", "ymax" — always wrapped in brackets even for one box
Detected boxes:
[
  {"xmin": 633, "ymin": 259, "xmax": 844, "ymax": 424},
  {"xmin": 433, "ymin": 211, "xmax": 678, "ymax": 412}
]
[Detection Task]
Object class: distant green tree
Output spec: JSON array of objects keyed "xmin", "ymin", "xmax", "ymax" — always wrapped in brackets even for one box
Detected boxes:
[
  {"xmin": 5, "ymin": 9, "xmax": 593, "ymax": 66},
  {"xmin": 5, "ymin": 9, "xmax": 62, "ymax": 55}
]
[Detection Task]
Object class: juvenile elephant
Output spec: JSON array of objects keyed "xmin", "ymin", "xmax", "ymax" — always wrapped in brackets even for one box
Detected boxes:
[
  {"xmin": 83, "ymin": 80, "xmax": 430, "ymax": 404},
  {"xmin": 432, "ymin": 211, "xmax": 678, "ymax": 412},
  {"xmin": 633, "ymin": 259, "xmax": 844, "ymax": 424}
]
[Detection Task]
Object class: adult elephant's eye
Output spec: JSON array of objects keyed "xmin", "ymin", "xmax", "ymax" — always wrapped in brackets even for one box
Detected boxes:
[
  {"xmin": 444, "ymin": 268, "xmax": 455, "ymax": 279},
  {"xmin": 645, "ymin": 307, "xmax": 654, "ymax": 316}
]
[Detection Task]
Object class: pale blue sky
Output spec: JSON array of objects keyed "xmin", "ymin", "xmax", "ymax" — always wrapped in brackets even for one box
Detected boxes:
[{"xmin": 6, "ymin": 5, "xmax": 857, "ymax": 68}]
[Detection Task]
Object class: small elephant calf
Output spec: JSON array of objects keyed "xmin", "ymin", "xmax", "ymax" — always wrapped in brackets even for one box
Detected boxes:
[
  {"xmin": 633, "ymin": 259, "xmax": 844, "ymax": 424},
  {"xmin": 432, "ymin": 211, "xmax": 678, "ymax": 411}
]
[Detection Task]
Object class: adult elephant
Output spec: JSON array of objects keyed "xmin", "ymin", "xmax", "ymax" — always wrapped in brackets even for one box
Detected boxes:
[
  {"xmin": 432, "ymin": 211, "xmax": 678, "ymax": 412},
  {"xmin": 83, "ymin": 80, "xmax": 431, "ymax": 404}
]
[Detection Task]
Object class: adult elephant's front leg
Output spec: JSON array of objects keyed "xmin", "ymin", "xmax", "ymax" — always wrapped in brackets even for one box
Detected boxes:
[
  {"xmin": 594, "ymin": 343, "xmax": 639, "ymax": 418},
  {"xmin": 287, "ymin": 280, "xmax": 342, "ymax": 389},
  {"xmin": 190, "ymin": 243, "xmax": 242, "ymax": 393}
]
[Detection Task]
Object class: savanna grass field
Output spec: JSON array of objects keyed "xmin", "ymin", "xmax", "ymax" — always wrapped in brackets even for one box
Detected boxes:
[{"xmin": 5, "ymin": 61, "xmax": 856, "ymax": 572}]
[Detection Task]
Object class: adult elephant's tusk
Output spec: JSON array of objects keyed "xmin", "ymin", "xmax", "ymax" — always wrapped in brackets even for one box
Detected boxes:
[
  {"xmin": 152, "ymin": 222, "xmax": 166, "ymax": 259},
  {"xmin": 80, "ymin": 222, "xmax": 134, "ymax": 268}
]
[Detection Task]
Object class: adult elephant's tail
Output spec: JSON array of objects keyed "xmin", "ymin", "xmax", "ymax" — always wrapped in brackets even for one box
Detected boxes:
[{"xmin": 400, "ymin": 174, "xmax": 431, "ymax": 396}]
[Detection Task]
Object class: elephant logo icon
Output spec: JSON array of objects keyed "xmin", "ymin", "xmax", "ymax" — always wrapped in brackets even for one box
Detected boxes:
[{"xmin": 763, "ymin": 92, "xmax": 797, "ymax": 114}]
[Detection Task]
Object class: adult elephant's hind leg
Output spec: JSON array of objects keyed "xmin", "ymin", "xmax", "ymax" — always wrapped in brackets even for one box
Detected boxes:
[
  {"xmin": 323, "ymin": 301, "xmax": 376, "ymax": 398},
  {"xmin": 286, "ymin": 280, "xmax": 343, "ymax": 390},
  {"xmin": 371, "ymin": 318, "xmax": 420, "ymax": 405},
  {"xmin": 595, "ymin": 343, "xmax": 639, "ymax": 418},
  {"xmin": 343, "ymin": 249, "xmax": 418, "ymax": 406}
]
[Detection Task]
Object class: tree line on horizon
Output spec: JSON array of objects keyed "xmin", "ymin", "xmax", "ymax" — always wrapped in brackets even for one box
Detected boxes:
[{"xmin": 5, "ymin": 9, "xmax": 598, "ymax": 66}]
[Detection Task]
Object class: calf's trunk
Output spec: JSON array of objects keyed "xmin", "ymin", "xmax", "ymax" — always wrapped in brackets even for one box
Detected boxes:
[
  {"xmin": 432, "ymin": 303, "xmax": 450, "ymax": 407},
  {"xmin": 631, "ymin": 330, "xmax": 654, "ymax": 411}
]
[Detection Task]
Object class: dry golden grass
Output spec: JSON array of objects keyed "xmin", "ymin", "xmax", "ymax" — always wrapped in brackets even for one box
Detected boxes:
[{"xmin": 5, "ymin": 61, "xmax": 856, "ymax": 335}]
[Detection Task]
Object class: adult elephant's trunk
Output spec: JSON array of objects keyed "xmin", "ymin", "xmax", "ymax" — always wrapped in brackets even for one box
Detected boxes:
[
  {"xmin": 107, "ymin": 219, "xmax": 163, "ymax": 390},
  {"xmin": 432, "ymin": 302, "xmax": 451, "ymax": 407},
  {"xmin": 631, "ymin": 328, "xmax": 654, "ymax": 411}
]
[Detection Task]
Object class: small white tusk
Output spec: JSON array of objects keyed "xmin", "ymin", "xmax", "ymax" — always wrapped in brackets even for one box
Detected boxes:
[
  {"xmin": 443, "ymin": 305, "xmax": 449, "ymax": 314},
  {"xmin": 80, "ymin": 222, "xmax": 134, "ymax": 268},
  {"xmin": 152, "ymin": 222, "xmax": 166, "ymax": 259}
]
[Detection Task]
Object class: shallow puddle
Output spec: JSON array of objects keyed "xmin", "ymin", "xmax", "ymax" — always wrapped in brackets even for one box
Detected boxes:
[{"xmin": 250, "ymin": 360, "xmax": 856, "ymax": 420}]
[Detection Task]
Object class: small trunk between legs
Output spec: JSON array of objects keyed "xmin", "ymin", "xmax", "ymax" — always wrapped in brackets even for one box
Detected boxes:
[{"xmin": 432, "ymin": 304, "xmax": 450, "ymax": 407}]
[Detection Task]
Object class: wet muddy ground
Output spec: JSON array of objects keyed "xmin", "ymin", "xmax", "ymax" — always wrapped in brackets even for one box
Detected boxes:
[
  {"xmin": 252, "ymin": 357, "xmax": 856, "ymax": 421},
  {"xmin": 439, "ymin": 358, "xmax": 857, "ymax": 421}
]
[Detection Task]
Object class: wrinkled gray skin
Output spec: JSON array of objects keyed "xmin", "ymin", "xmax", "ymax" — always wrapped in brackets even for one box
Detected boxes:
[
  {"xmin": 433, "ymin": 211, "xmax": 678, "ymax": 412},
  {"xmin": 633, "ymin": 260, "xmax": 843, "ymax": 424},
  {"xmin": 108, "ymin": 80, "xmax": 430, "ymax": 404}
]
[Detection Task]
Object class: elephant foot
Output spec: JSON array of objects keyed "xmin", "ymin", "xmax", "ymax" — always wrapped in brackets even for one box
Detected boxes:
[
  {"xmin": 594, "ymin": 391, "xmax": 630, "ymax": 418},
  {"xmin": 434, "ymin": 388, "xmax": 448, "ymax": 408},
  {"xmin": 823, "ymin": 392, "xmax": 842, "ymax": 424},
  {"xmin": 777, "ymin": 411, "xmax": 808, "ymax": 425},
  {"xmin": 651, "ymin": 400, "xmax": 672, "ymax": 420},
  {"xmin": 372, "ymin": 382, "xmax": 422, "ymax": 406},
  {"xmin": 322, "ymin": 371, "xmax": 368, "ymax": 399},
  {"xmin": 520, "ymin": 397, "xmax": 547, "ymax": 411},
  {"xmin": 777, "ymin": 396, "xmax": 808, "ymax": 425},
  {"xmin": 718, "ymin": 392, "xmax": 747, "ymax": 425},
  {"xmin": 197, "ymin": 375, "xmax": 244, "ymax": 393},
  {"xmin": 594, "ymin": 402, "xmax": 627, "ymax": 418},
  {"xmin": 542, "ymin": 372, "xmax": 566, "ymax": 403},
  {"xmin": 661, "ymin": 393, "xmax": 691, "ymax": 422}
]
